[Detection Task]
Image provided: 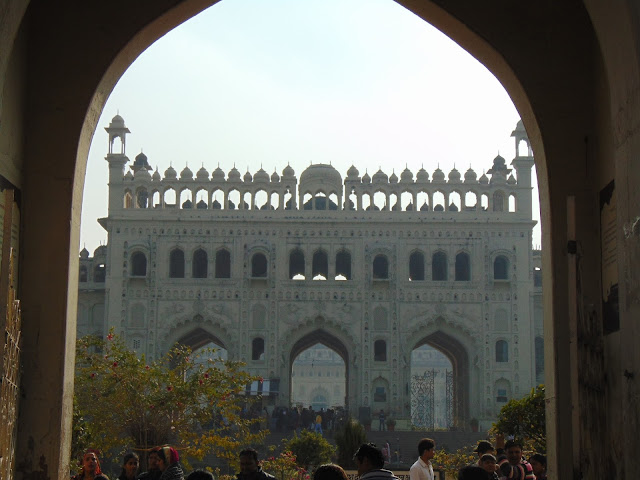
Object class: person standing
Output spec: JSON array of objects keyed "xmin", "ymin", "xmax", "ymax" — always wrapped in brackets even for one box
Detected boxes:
[
  {"xmin": 409, "ymin": 438, "xmax": 436, "ymax": 480},
  {"xmin": 497, "ymin": 440, "xmax": 534, "ymax": 480},
  {"xmin": 137, "ymin": 449, "xmax": 162, "ymax": 480},
  {"xmin": 529, "ymin": 454, "xmax": 547, "ymax": 480},
  {"xmin": 378, "ymin": 410, "xmax": 386, "ymax": 431},
  {"xmin": 152, "ymin": 445, "xmax": 184, "ymax": 480},
  {"xmin": 237, "ymin": 448, "xmax": 276, "ymax": 480},
  {"xmin": 72, "ymin": 450, "xmax": 110, "ymax": 480}
]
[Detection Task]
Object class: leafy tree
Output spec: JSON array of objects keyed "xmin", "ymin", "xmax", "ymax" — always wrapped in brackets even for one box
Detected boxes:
[
  {"xmin": 433, "ymin": 446, "xmax": 476, "ymax": 477},
  {"xmin": 334, "ymin": 418, "xmax": 367, "ymax": 469},
  {"xmin": 73, "ymin": 331, "xmax": 266, "ymax": 467},
  {"xmin": 491, "ymin": 385, "xmax": 546, "ymax": 453},
  {"xmin": 261, "ymin": 451, "xmax": 307, "ymax": 480},
  {"xmin": 283, "ymin": 430, "xmax": 336, "ymax": 469}
]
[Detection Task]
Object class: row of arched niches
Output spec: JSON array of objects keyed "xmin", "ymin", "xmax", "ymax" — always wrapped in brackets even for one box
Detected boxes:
[{"xmin": 118, "ymin": 156, "xmax": 530, "ymax": 213}]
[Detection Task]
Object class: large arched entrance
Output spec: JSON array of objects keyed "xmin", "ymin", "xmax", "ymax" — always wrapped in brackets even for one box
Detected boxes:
[
  {"xmin": 289, "ymin": 329, "xmax": 350, "ymax": 412},
  {"xmin": 410, "ymin": 330, "xmax": 470, "ymax": 429},
  {"xmin": 5, "ymin": 2, "xmax": 638, "ymax": 479}
]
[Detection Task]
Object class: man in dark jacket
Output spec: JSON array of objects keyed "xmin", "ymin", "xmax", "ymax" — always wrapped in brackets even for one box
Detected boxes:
[
  {"xmin": 237, "ymin": 448, "xmax": 276, "ymax": 480},
  {"xmin": 353, "ymin": 443, "xmax": 399, "ymax": 480}
]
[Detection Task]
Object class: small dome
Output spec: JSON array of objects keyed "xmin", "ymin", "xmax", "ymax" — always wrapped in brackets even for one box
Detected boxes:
[
  {"xmin": 212, "ymin": 166, "xmax": 225, "ymax": 181},
  {"xmin": 152, "ymin": 168, "xmax": 161, "ymax": 181},
  {"xmin": 400, "ymin": 167, "xmax": 414, "ymax": 183},
  {"xmin": 448, "ymin": 167, "xmax": 461, "ymax": 183},
  {"xmin": 282, "ymin": 164, "xmax": 295, "ymax": 177},
  {"xmin": 491, "ymin": 154, "xmax": 507, "ymax": 171},
  {"xmin": 93, "ymin": 245, "xmax": 107, "ymax": 258},
  {"xmin": 432, "ymin": 167, "xmax": 445, "ymax": 183},
  {"xmin": 254, "ymin": 168, "xmax": 269, "ymax": 183},
  {"xmin": 389, "ymin": 171, "xmax": 398, "ymax": 183},
  {"xmin": 271, "ymin": 170, "xmax": 280, "ymax": 182},
  {"xmin": 80, "ymin": 248, "xmax": 89, "ymax": 259},
  {"xmin": 372, "ymin": 168, "xmax": 388, "ymax": 184},
  {"xmin": 134, "ymin": 152, "xmax": 149, "ymax": 167},
  {"xmin": 243, "ymin": 170, "xmax": 253, "ymax": 182},
  {"xmin": 124, "ymin": 170, "xmax": 134, "ymax": 180},
  {"xmin": 164, "ymin": 165, "xmax": 177, "ymax": 179},
  {"xmin": 416, "ymin": 167, "xmax": 429, "ymax": 183},
  {"xmin": 362, "ymin": 171, "xmax": 371, "ymax": 184},
  {"xmin": 464, "ymin": 167, "xmax": 477, "ymax": 183},
  {"xmin": 180, "ymin": 166, "xmax": 193, "ymax": 180},
  {"xmin": 507, "ymin": 174, "xmax": 517, "ymax": 185},
  {"xmin": 109, "ymin": 114, "xmax": 126, "ymax": 128},
  {"xmin": 479, "ymin": 172, "xmax": 489, "ymax": 184},
  {"xmin": 228, "ymin": 166, "xmax": 241, "ymax": 181},
  {"xmin": 196, "ymin": 166, "xmax": 209, "ymax": 180},
  {"xmin": 347, "ymin": 165, "xmax": 360, "ymax": 178}
]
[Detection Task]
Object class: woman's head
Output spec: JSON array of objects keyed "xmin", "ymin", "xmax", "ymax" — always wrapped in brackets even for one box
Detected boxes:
[
  {"xmin": 80, "ymin": 449, "xmax": 102, "ymax": 476},
  {"xmin": 121, "ymin": 452, "xmax": 140, "ymax": 478},
  {"xmin": 151, "ymin": 445, "xmax": 180, "ymax": 471}
]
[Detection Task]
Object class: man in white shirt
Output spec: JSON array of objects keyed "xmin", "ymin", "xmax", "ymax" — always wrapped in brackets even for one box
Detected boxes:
[{"xmin": 409, "ymin": 438, "xmax": 435, "ymax": 480}]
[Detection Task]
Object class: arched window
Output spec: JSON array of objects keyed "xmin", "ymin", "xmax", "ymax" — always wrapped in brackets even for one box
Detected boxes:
[
  {"xmin": 312, "ymin": 250, "xmax": 328, "ymax": 280},
  {"xmin": 252, "ymin": 337, "xmax": 265, "ymax": 361},
  {"xmin": 494, "ymin": 255, "xmax": 509, "ymax": 280},
  {"xmin": 94, "ymin": 264, "xmax": 105, "ymax": 283},
  {"xmin": 493, "ymin": 191, "xmax": 504, "ymax": 211},
  {"xmin": 374, "ymin": 340, "xmax": 387, "ymax": 361},
  {"xmin": 432, "ymin": 252, "xmax": 448, "ymax": 281},
  {"xmin": 289, "ymin": 249, "xmax": 305, "ymax": 279},
  {"xmin": 169, "ymin": 248, "xmax": 185, "ymax": 278},
  {"xmin": 335, "ymin": 250, "xmax": 351, "ymax": 280},
  {"xmin": 131, "ymin": 252, "xmax": 147, "ymax": 276},
  {"xmin": 192, "ymin": 249, "xmax": 208, "ymax": 278},
  {"xmin": 373, "ymin": 254, "xmax": 389, "ymax": 279},
  {"xmin": 79, "ymin": 265, "xmax": 88, "ymax": 282},
  {"xmin": 215, "ymin": 249, "xmax": 231, "ymax": 278},
  {"xmin": 455, "ymin": 252, "xmax": 470, "ymax": 281},
  {"xmin": 495, "ymin": 340, "xmax": 509, "ymax": 362},
  {"xmin": 252, "ymin": 253, "xmax": 268, "ymax": 277},
  {"xmin": 409, "ymin": 251, "xmax": 425, "ymax": 281}
]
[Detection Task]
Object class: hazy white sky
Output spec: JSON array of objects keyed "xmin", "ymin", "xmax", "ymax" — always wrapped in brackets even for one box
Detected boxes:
[{"xmin": 80, "ymin": 0, "xmax": 541, "ymax": 252}]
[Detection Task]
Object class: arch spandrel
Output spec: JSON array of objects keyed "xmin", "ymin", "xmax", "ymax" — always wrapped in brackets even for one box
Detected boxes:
[{"xmin": 163, "ymin": 312, "xmax": 235, "ymax": 359}]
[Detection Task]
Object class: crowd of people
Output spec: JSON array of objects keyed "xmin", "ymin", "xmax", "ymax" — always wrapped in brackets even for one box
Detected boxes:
[{"xmin": 71, "ymin": 438, "xmax": 547, "ymax": 480}]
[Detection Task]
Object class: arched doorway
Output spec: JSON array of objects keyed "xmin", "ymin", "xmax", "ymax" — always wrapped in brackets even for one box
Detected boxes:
[
  {"xmin": 289, "ymin": 329, "xmax": 350, "ymax": 412},
  {"xmin": 175, "ymin": 326, "xmax": 228, "ymax": 362},
  {"xmin": 411, "ymin": 330, "xmax": 470, "ymax": 429}
]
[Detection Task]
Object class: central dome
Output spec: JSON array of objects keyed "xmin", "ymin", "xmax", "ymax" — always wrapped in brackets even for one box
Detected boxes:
[{"xmin": 299, "ymin": 164, "xmax": 343, "ymax": 194}]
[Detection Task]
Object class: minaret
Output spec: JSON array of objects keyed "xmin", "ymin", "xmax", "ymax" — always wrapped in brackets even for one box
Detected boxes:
[
  {"xmin": 510, "ymin": 120, "xmax": 535, "ymax": 218},
  {"xmin": 104, "ymin": 114, "xmax": 130, "ymax": 213}
]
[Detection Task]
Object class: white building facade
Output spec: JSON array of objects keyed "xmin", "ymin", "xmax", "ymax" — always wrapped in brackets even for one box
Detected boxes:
[{"xmin": 78, "ymin": 116, "xmax": 542, "ymax": 429}]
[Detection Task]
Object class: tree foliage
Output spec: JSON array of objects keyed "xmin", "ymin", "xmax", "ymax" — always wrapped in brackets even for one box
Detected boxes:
[
  {"xmin": 433, "ymin": 446, "xmax": 476, "ymax": 477},
  {"xmin": 261, "ymin": 451, "xmax": 308, "ymax": 480},
  {"xmin": 283, "ymin": 430, "xmax": 336, "ymax": 469},
  {"xmin": 73, "ymin": 331, "xmax": 266, "ymax": 466},
  {"xmin": 334, "ymin": 418, "xmax": 367, "ymax": 469},
  {"xmin": 491, "ymin": 385, "xmax": 546, "ymax": 453}
]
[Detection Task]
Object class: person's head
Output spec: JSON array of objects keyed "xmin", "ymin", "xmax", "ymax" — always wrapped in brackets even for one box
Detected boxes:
[
  {"xmin": 313, "ymin": 464, "xmax": 348, "ymax": 480},
  {"xmin": 529, "ymin": 454, "xmax": 546, "ymax": 476},
  {"xmin": 239, "ymin": 448, "xmax": 260, "ymax": 475},
  {"xmin": 186, "ymin": 470, "xmax": 215, "ymax": 480},
  {"xmin": 147, "ymin": 449, "xmax": 161, "ymax": 472},
  {"xmin": 120, "ymin": 452, "xmax": 139, "ymax": 479},
  {"xmin": 474, "ymin": 441, "xmax": 495, "ymax": 458},
  {"xmin": 479, "ymin": 454, "xmax": 496, "ymax": 474},
  {"xmin": 418, "ymin": 438, "xmax": 436, "ymax": 462},
  {"xmin": 152, "ymin": 445, "xmax": 179, "ymax": 472},
  {"xmin": 504, "ymin": 440, "xmax": 523, "ymax": 465},
  {"xmin": 80, "ymin": 449, "xmax": 103, "ymax": 477},
  {"xmin": 353, "ymin": 443, "xmax": 385, "ymax": 475},
  {"xmin": 457, "ymin": 466, "xmax": 490, "ymax": 480}
]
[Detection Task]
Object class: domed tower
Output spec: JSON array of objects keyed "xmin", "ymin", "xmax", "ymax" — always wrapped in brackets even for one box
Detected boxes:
[
  {"xmin": 105, "ymin": 115, "xmax": 131, "ymax": 213},
  {"xmin": 298, "ymin": 164, "xmax": 343, "ymax": 210},
  {"xmin": 510, "ymin": 120, "xmax": 535, "ymax": 217}
]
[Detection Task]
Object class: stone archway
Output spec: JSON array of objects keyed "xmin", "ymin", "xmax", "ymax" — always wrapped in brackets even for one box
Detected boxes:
[
  {"xmin": 289, "ymin": 329, "xmax": 350, "ymax": 411},
  {"xmin": 412, "ymin": 331, "xmax": 470, "ymax": 427}
]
